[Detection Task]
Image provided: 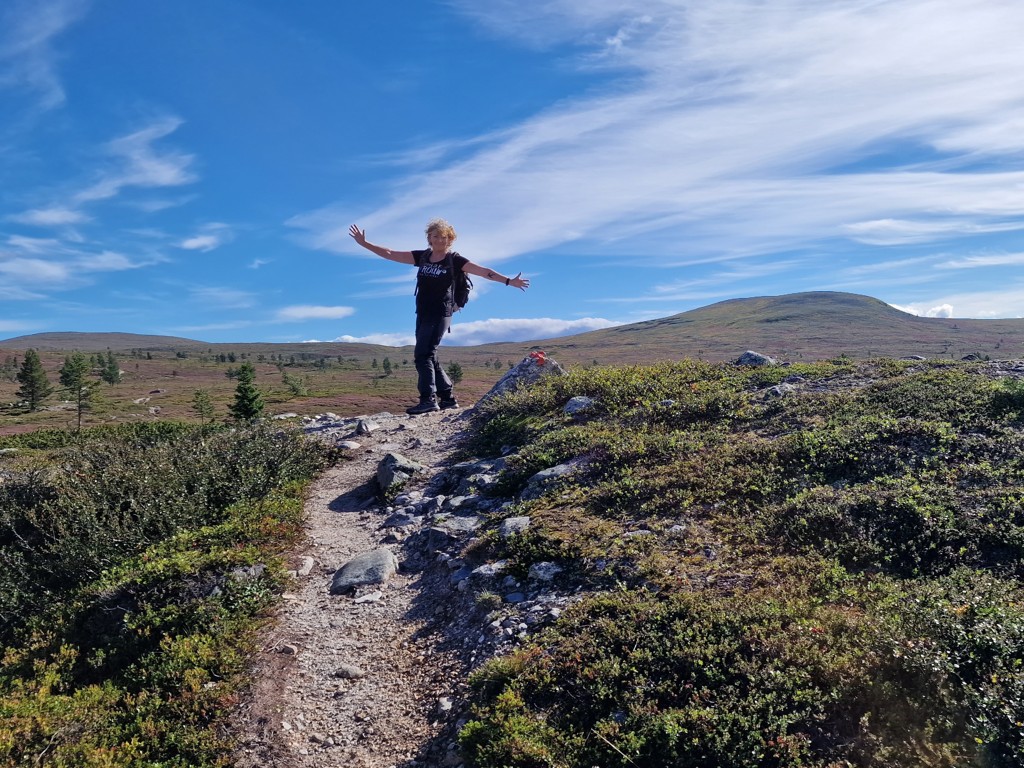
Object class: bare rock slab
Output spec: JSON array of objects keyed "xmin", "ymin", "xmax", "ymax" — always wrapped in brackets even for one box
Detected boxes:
[{"xmin": 330, "ymin": 548, "xmax": 399, "ymax": 594}]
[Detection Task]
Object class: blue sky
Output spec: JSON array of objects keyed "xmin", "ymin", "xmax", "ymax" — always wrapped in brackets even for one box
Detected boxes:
[{"xmin": 2, "ymin": 0, "xmax": 1024, "ymax": 346}]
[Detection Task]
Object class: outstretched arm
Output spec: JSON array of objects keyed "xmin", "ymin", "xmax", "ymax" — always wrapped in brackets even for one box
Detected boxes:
[
  {"xmin": 348, "ymin": 225, "xmax": 416, "ymax": 265},
  {"xmin": 462, "ymin": 261, "xmax": 530, "ymax": 291}
]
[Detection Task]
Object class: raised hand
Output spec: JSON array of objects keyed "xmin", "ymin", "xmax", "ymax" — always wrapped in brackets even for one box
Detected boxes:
[{"xmin": 348, "ymin": 224, "xmax": 367, "ymax": 247}]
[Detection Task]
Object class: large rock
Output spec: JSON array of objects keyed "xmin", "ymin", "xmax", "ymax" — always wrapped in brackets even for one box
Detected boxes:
[
  {"xmin": 478, "ymin": 354, "xmax": 567, "ymax": 406},
  {"xmin": 735, "ymin": 350, "xmax": 776, "ymax": 367},
  {"xmin": 377, "ymin": 452, "xmax": 426, "ymax": 492},
  {"xmin": 330, "ymin": 549, "xmax": 399, "ymax": 594}
]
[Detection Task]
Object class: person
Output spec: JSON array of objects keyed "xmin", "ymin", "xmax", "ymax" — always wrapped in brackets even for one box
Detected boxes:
[{"xmin": 349, "ymin": 219, "xmax": 530, "ymax": 414}]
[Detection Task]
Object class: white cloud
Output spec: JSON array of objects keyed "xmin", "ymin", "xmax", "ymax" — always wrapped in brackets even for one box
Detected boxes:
[
  {"xmin": 893, "ymin": 288, "xmax": 1024, "ymax": 319},
  {"xmin": 291, "ymin": 1, "xmax": 1024, "ymax": 269},
  {"xmin": 74, "ymin": 117, "xmax": 197, "ymax": 203},
  {"xmin": 248, "ymin": 258, "xmax": 271, "ymax": 269},
  {"xmin": 276, "ymin": 305, "xmax": 356, "ymax": 321},
  {"xmin": 447, "ymin": 316, "xmax": 619, "ymax": 345},
  {"xmin": 0, "ymin": 0, "xmax": 87, "ymax": 111},
  {"xmin": 939, "ymin": 252, "xmax": 1024, "ymax": 269},
  {"xmin": 74, "ymin": 250, "xmax": 148, "ymax": 272},
  {"xmin": 333, "ymin": 331, "xmax": 416, "ymax": 346},
  {"xmin": 178, "ymin": 223, "xmax": 233, "ymax": 252},
  {"xmin": 0, "ymin": 257, "xmax": 71, "ymax": 285},
  {"xmin": 9, "ymin": 206, "xmax": 90, "ymax": 226}
]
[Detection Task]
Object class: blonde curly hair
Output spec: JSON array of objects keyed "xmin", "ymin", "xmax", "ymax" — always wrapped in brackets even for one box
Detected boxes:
[{"xmin": 425, "ymin": 218, "xmax": 457, "ymax": 245}]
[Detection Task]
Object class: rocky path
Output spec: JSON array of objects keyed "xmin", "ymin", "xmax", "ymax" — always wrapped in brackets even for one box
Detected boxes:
[{"xmin": 231, "ymin": 408, "xmax": 473, "ymax": 768}]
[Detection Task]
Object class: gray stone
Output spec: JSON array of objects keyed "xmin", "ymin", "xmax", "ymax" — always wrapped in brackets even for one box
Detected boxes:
[
  {"xmin": 521, "ymin": 461, "xmax": 581, "ymax": 500},
  {"xmin": 498, "ymin": 516, "xmax": 532, "ymax": 538},
  {"xmin": 478, "ymin": 355, "xmax": 567, "ymax": 406},
  {"xmin": 472, "ymin": 561, "xmax": 509, "ymax": 579},
  {"xmin": 356, "ymin": 419, "xmax": 379, "ymax": 435},
  {"xmin": 376, "ymin": 452, "xmax": 426, "ymax": 491},
  {"xmin": 504, "ymin": 592, "xmax": 527, "ymax": 603},
  {"xmin": 336, "ymin": 440, "xmax": 361, "ymax": 450},
  {"xmin": 436, "ymin": 515, "xmax": 481, "ymax": 535},
  {"xmin": 382, "ymin": 511, "xmax": 423, "ymax": 528},
  {"xmin": 334, "ymin": 664, "xmax": 366, "ymax": 679},
  {"xmin": 765, "ymin": 383, "xmax": 796, "ymax": 398},
  {"xmin": 528, "ymin": 561, "xmax": 563, "ymax": 582},
  {"xmin": 735, "ymin": 350, "xmax": 777, "ymax": 367},
  {"xmin": 330, "ymin": 549, "xmax": 399, "ymax": 594},
  {"xmin": 563, "ymin": 396, "xmax": 596, "ymax": 416}
]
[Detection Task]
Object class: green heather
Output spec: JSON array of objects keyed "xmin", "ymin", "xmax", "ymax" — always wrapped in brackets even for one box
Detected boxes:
[
  {"xmin": 0, "ymin": 422, "xmax": 332, "ymax": 767},
  {"xmin": 461, "ymin": 358, "xmax": 1024, "ymax": 768}
]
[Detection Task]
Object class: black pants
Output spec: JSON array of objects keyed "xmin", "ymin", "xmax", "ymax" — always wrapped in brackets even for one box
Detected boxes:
[{"xmin": 414, "ymin": 314, "xmax": 453, "ymax": 401}]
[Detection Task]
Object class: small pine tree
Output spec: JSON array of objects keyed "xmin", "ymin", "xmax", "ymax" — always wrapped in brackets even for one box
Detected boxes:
[
  {"xmin": 101, "ymin": 350, "xmax": 121, "ymax": 386},
  {"xmin": 229, "ymin": 362, "xmax": 265, "ymax": 421},
  {"xmin": 16, "ymin": 349, "xmax": 52, "ymax": 411},
  {"xmin": 191, "ymin": 389, "xmax": 216, "ymax": 424},
  {"xmin": 382, "ymin": 357, "xmax": 392, "ymax": 377},
  {"xmin": 446, "ymin": 361, "xmax": 464, "ymax": 385},
  {"xmin": 59, "ymin": 352, "xmax": 95, "ymax": 431}
]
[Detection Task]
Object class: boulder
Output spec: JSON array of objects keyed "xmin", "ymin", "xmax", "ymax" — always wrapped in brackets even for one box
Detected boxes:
[
  {"xmin": 478, "ymin": 354, "xmax": 567, "ymax": 406},
  {"xmin": 377, "ymin": 452, "xmax": 426, "ymax": 492},
  {"xmin": 330, "ymin": 549, "xmax": 399, "ymax": 594},
  {"xmin": 735, "ymin": 350, "xmax": 776, "ymax": 367}
]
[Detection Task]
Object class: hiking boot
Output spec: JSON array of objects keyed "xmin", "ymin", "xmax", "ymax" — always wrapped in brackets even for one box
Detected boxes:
[
  {"xmin": 438, "ymin": 396, "xmax": 459, "ymax": 410},
  {"xmin": 406, "ymin": 399, "xmax": 439, "ymax": 415}
]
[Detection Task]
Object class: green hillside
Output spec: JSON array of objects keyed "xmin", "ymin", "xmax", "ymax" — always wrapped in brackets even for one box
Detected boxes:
[{"xmin": 5, "ymin": 292, "xmax": 1024, "ymax": 365}]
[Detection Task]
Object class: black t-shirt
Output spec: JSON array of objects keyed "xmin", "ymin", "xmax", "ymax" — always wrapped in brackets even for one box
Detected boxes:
[{"xmin": 412, "ymin": 249, "xmax": 468, "ymax": 317}]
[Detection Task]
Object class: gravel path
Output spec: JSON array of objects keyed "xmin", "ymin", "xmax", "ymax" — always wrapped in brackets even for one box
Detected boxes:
[{"xmin": 231, "ymin": 408, "xmax": 473, "ymax": 768}]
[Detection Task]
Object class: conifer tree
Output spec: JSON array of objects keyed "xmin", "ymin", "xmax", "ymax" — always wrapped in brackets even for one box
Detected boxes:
[
  {"xmin": 191, "ymin": 389, "xmax": 216, "ymax": 424},
  {"xmin": 16, "ymin": 349, "xmax": 52, "ymax": 411},
  {"xmin": 59, "ymin": 352, "xmax": 95, "ymax": 430},
  {"xmin": 101, "ymin": 350, "xmax": 121, "ymax": 386},
  {"xmin": 228, "ymin": 362, "xmax": 264, "ymax": 421}
]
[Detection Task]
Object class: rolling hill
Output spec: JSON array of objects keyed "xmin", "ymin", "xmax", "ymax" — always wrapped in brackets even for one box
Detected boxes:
[{"xmin": 3, "ymin": 292, "xmax": 1022, "ymax": 364}]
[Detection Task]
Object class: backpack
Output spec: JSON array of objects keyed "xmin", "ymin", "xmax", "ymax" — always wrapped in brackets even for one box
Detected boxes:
[{"xmin": 447, "ymin": 252, "xmax": 473, "ymax": 310}]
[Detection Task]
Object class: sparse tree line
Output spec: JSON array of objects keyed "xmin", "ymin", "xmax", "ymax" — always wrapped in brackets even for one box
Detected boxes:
[{"xmin": 13, "ymin": 349, "xmax": 122, "ymax": 427}]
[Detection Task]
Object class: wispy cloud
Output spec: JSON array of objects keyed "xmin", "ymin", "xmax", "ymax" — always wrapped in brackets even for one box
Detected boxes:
[
  {"xmin": 276, "ymin": 305, "xmax": 356, "ymax": 321},
  {"xmin": 0, "ymin": 0, "xmax": 88, "ymax": 112},
  {"xmin": 8, "ymin": 206, "xmax": 90, "ymax": 226},
  {"xmin": 10, "ymin": 117, "xmax": 198, "ymax": 230},
  {"xmin": 290, "ymin": 0, "xmax": 1024, "ymax": 277},
  {"xmin": 74, "ymin": 117, "xmax": 196, "ymax": 204},
  {"xmin": 178, "ymin": 222, "xmax": 233, "ymax": 252},
  {"xmin": 939, "ymin": 252, "xmax": 1024, "ymax": 269},
  {"xmin": 189, "ymin": 286, "xmax": 256, "ymax": 310}
]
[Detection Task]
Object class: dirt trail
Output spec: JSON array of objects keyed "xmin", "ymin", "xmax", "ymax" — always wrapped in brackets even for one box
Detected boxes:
[{"xmin": 232, "ymin": 408, "xmax": 471, "ymax": 768}]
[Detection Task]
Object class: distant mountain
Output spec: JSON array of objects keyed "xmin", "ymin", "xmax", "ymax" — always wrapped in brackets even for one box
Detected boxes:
[
  {"xmin": 3, "ymin": 292, "xmax": 1022, "ymax": 362},
  {"xmin": 0, "ymin": 331, "xmax": 206, "ymax": 352},
  {"xmin": 485, "ymin": 291, "xmax": 1024, "ymax": 363}
]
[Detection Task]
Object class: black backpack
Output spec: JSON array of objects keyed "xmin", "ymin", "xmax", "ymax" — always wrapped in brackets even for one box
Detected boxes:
[{"xmin": 447, "ymin": 252, "xmax": 473, "ymax": 310}]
